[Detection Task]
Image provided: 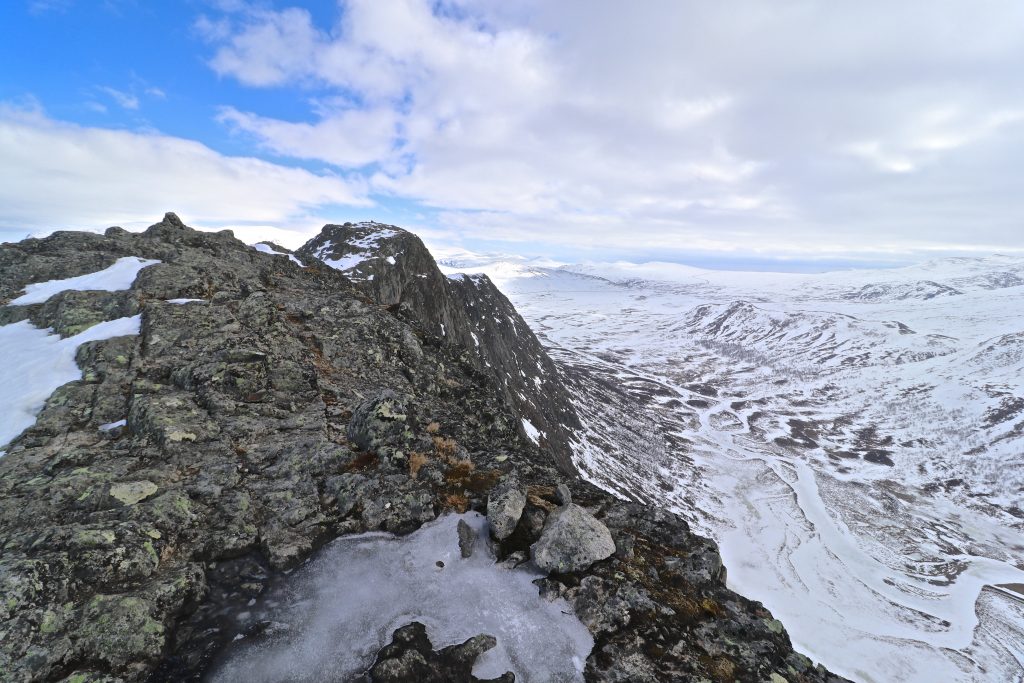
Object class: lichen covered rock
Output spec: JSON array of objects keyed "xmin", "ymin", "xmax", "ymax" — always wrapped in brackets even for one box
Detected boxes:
[
  {"xmin": 486, "ymin": 474, "xmax": 526, "ymax": 541},
  {"xmin": 531, "ymin": 503, "xmax": 615, "ymax": 573}
]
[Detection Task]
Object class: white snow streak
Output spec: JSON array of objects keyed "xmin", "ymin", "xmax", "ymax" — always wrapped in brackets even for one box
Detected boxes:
[
  {"xmin": 9, "ymin": 256, "xmax": 159, "ymax": 305},
  {"xmin": 0, "ymin": 315, "xmax": 142, "ymax": 450}
]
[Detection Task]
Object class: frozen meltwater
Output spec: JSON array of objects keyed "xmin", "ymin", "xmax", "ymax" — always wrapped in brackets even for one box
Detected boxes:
[{"xmin": 209, "ymin": 512, "xmax": 592, "ymax": 683}]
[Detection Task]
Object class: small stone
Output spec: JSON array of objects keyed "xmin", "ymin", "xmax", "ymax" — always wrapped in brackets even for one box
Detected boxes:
[
  {"xmin": 555, "ymin": 483, "xmax": 572, "ymax": 506},
  {"xmin": 457, "ymin": 519, "xmax": 477, "ymax": 558},
  {"xmin": 435, "ymin": 560, "xmax": 444, "ymax": 568}
]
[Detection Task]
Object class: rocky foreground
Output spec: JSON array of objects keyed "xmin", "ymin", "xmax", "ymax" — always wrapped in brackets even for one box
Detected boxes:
[{"xmin": 0, "ymin": 214, "xmax": 848, "ymax": 682}]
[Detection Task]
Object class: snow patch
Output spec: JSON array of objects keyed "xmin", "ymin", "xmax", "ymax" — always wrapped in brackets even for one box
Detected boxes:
[
  {"xmin": 99, "ymin": 419, "xmax": 127, "ymax": 431},
  {"xmin": 165, "ymin": 298, "xmax": 205, "ymax": 305},
  {"xmin": 0, "ymin": 316, "xmax": 143, "ymax": 450},
  {"xmin": 209, "ymin": 512, "xmax": 590, "ymax": 682},
  {"xmin": 9, "ymin": 257, "xmax": 160, "ymax": 305},
  {"xmin": 251, "ymin": 242, "xmax": 304, "ymax": 267},
  {"xmin": 521, "ymin": 418, "xmax": 542, "ymax": 445}
]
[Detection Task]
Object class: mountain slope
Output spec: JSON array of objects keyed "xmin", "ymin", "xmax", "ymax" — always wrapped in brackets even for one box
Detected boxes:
[
  {"xmin": 0, "ymin": 215, "xmax": 843, "ymax": 683},
  {"xmin": 455, "ymin": 255, "xmax": 1024, "ymax": 683}
]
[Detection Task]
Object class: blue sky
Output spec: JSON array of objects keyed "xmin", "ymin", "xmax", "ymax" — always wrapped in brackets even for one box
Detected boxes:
[{"xmin": 2, "ymin": 1, "xmax": 1023, "ymax": 271}]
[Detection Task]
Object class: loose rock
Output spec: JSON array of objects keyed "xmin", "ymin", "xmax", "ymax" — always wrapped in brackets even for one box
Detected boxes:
[
  {"xmin": 486, "ymin": 474, "xmax": 526, "ymax": 541},
  {"xmin": 531, "ymin": 503, "xmax": 615, "ymax": 573},
  {"xmin": 457, "ymin": 518, "xmax": 477, "ymax": 558}
]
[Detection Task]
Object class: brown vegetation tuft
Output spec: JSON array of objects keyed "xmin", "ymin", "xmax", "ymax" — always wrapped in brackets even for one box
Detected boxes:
[
  {"xmin": 432, "ymin": 436, "xmax": 458, "ymax": 459},
  {"xmin": 408, "ymin": 451, "xmax": 429, "ymax": 479},
  {"xmin": 442, "ymin": 492, "xmax": 469, "ymax": 512}
]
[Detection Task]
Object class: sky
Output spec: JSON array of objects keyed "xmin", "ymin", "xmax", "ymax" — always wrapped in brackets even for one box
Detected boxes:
[{"xmin": 1, "ymin": 0, "xmax": 1023, "ymax": 270}]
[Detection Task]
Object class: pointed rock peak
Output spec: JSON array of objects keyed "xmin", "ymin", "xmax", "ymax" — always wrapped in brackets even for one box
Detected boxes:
[
  {"xmin": 163, "ymin": 212, "xmax": 185, "ymax": 228},
  {"xmin": 144, "ymin": 212, "xmax": 194, "ymax": 238}
]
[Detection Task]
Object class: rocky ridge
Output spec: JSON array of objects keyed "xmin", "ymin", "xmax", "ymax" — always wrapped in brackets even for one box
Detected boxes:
[
  {"xmin": 0, "ymin": 214, "xmax": 847, "ymax": 683},
  {"xmin": 296, "ymin": 222, "xmax": 581, "ymax": 474}
]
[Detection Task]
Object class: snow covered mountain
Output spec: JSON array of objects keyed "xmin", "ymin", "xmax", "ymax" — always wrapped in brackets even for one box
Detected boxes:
[{"xmin": 441, "ymin": 252, "xmax": 1024, "ymax": 683}]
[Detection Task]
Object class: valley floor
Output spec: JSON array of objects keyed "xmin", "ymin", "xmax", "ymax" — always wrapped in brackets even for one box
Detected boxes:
[{"xmin": 442, "ymin": 255, "xmax": 1024, "ymax": 683}]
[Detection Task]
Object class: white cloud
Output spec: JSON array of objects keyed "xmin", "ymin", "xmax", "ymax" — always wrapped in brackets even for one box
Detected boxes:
[
  {"xmin": 10, "ymin": 0, "xmax": 1019, "ymax": 261},
  {"xmin": 0, "ymin": 104, "xmax": 370, "ymax": 238},
  {"xmin": 98, "ymin": 86, "xmax": 139, "ymax": 111},
  {"xmin": 218, "ymin": 105, "xmax": 399, "ymax": 168},
  {"xmin": 192, "ymin": 0, "xmax": 1024, "ymax": 259}
]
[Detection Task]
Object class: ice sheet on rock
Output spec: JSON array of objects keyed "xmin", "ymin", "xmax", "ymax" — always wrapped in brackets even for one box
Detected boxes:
[
  {"xmin": 209, "ymin": 512, "xmax": 591, "ymax": 683},
  {"xmin": 9, "ymin": 256, "xmax": 160, "ymax": 305},
  {"xmin": 251, "ymin": 242, "xmax": 304, "ymax": 266},
  {"xmin": 0, "ymin": 316, "xmax": 142, "ymax": 450},
  {"xmin": 165, "ymin": 298, "xmax": 206, "ymax": 304}
]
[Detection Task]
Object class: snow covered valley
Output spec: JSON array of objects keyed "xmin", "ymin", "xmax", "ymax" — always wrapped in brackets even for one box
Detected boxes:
[{"xmin": 440, "ymin": 254, "xmax": 1024, "ymax": 682}]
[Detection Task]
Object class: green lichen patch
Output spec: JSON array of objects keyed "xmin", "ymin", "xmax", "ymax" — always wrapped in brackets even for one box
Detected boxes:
[{"xmin": 109, "ymin": 480, "xmax": 159, "ymax": 506}]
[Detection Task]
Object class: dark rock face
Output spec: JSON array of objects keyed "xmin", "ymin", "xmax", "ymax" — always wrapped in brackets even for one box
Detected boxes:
[
  {"xmin": 296, "ymin": 221, "xmax": 581, "ymax": 474},
  {"xmin": 0, "ymin": 214, "xmax": 847, "ymax": 683},
  {"xmin": 355, "ymin": 622, "xmax": 513, "ymax": 683}
]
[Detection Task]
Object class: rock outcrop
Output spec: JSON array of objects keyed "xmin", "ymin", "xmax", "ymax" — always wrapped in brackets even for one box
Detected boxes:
[
  {"xmin": 356, "ymin": 622, "xmax": 512, "ymax": 683},
  {"xmin": 0, "ymin": 214, "xmax": 848, "ymax": 683},
  {"xmin": 296, "ymin": 221, "xmax": 581, "ymax": 474}
]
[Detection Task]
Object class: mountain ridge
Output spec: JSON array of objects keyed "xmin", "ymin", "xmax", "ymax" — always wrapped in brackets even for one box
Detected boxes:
[{"xmin": 0, "ymin": 214, "xmax": 845, "ymax": 683}]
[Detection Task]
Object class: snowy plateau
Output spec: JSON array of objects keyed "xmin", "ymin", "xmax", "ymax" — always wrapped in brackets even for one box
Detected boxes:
[{"xmin": 439, "ymin": 253, "xmax": 1024, "ymax": 683}]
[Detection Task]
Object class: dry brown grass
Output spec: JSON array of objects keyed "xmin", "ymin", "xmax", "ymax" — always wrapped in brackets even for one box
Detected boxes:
[
  {"xmin": 345, "ymin": 450, "xmax": 379, "ymax": 472},
  {"xmin": 705, "ymin": 655, "xmax": 736, "ymax": 682},
  {"xmin": 442, "ymin": 492, "xmax": 469, "ymax": 512},
  {"xmin": 425, "ymin": 421, "xmax": 441, "ymax": 434},
  {"xmin": 432, "ymin": 436, "xmax": 458, "ymax": 459},
  {"xmin": 408, "ymin": 451, "xmax": 429, "ymax": 479}
]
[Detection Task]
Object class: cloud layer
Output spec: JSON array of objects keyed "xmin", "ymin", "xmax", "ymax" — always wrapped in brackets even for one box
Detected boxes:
[
  {"xmin": 0, "ymin": 103, "xmax": 368, "ymax": 243},
  {"xmin": 4, "ymin": 2, "xmax": 1023, "ymax": 262},
  {"xmin": 196, "ymin": 0, "xmax": 1024, "ymax": 260}
]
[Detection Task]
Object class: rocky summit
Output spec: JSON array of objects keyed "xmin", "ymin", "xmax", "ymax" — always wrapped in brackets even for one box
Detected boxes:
[{"xmin": 0, "ymin": 214, "xmax": 848, "ymax": 683}]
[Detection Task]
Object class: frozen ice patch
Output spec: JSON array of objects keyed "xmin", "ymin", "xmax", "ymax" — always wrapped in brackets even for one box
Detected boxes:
[
  {"xmin": 99, "ymin": 419, "xmax": 127, "ymax": 431},
  {"xmin": 9, "ymin": 257, "xmax": 159, "ymax": 305},
  {"xmin": 0, "ymin": 316, "xmax": 142, "ymax": 450},
  {"xmin": 209, "ymin": 512, "xmax": 591, "ymax": 683},
  {"xmin": 165, "ymin": 298, "xmax": 206, "ymax": 305}
]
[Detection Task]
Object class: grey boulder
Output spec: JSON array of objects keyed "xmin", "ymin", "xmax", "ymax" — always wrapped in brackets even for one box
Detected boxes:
[
  {"xmin": 486, "ymin": 475, "xmax": 526, "ymax": 541},
  {"xmin": 531, "ymin": 503, "xmax": 615, "ymax": 573}
]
